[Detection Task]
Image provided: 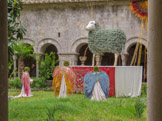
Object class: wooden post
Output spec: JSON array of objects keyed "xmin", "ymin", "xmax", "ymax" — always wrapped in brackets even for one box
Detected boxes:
[
  {"xmin": 148, "ymin": 0, "xmax": 162, "ymax": 120},
  {"xmin": 0, "ymin": 0, "xmax": 8, "ymax": 120}
]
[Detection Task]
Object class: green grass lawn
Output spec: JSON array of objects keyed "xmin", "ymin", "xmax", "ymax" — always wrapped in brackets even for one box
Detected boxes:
[{"xmin": 9, "ymin": 91, "xmax": 146, "ymax": 121}]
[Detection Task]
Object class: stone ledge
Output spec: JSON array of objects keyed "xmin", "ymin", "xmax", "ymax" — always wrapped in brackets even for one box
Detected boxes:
[{"xmin": 21, "ymin": 0, "xmax": 146, "ymax": 4}]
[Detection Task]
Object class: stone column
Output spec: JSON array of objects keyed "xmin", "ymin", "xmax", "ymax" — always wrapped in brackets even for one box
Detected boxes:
[
  {"xmin": 121, "ymin": 53, "xmax": 128, "ymax": 66},
  {"xmin": 13, "ymin": 55, "xmax": 17, "ymax": 78},
  {"xmin": 35, "ymin": 54, "xmax": 40, "ymax": 78},
  {"xmin": 148, "ymin": 0, "xmax": 162, "ymax": 121},
  {"xmin": 95, "ymin": 54, "xmax": 101, "ymax": 66},
  {"xmin": 0, "ymin": 0, "xmax": 8, "ymax": 120}
]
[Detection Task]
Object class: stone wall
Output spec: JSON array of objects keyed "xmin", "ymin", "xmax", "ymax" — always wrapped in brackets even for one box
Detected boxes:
[{"xmin": 20, "ymin": 1, "xmax": 147, "ymax": 65}]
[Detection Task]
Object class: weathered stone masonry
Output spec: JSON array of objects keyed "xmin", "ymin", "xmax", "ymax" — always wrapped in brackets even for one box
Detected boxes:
[{"xmin": 12, "ymin": 0, "xmax": 148, "ymax": 77}]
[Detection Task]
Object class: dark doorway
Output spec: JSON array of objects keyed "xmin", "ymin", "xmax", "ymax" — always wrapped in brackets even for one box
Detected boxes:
[
  {"xmin": 23, "ymin": 44, "xmax": 36, "ymax": 77},
  {"xmin": 101, "ymin": 53, "xmax": 115, "ymax": 66}
]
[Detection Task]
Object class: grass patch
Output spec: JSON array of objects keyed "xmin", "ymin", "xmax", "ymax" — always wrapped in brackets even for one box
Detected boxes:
[{"xmin": 9, "ymin": 91, "xmax": 146, "ymax": 121}]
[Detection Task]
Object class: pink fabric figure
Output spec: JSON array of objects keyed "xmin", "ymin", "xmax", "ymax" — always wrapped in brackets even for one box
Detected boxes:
[
  {"xmin": 15, "ymin": 71, "xmax": 33, "ymax": 98},
  {"xmin": 21, "ymin": 72, "xmax": 30, "ymax": 96}
]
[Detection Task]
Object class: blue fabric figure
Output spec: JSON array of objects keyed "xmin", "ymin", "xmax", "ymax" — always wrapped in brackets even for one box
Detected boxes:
[{"xmin": 84, "ymin": 71, "xmax": 109, "ymax": 99}]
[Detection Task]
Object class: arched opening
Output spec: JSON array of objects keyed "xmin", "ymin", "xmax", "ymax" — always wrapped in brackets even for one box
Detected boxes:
[
  {"xmin": 40, "ymin": 44, "xmax": 59, "ymax": 63},
  {"xmin": 77, "ymin": 44, "xmax": 93, "ymax": 66},
  {"xmin": 23, "ymin": 43, "xmax": 36, "ymax": 77},
  {"xmin": 41, "ymin": 44, "xmax": 59, "ymax": 80},
  {"xmin": 127, "ymin": 43, "xmax": 147, "ymax": 82},
  {"xmin": 44, "ymin": 44, "xmax": 59, "ymax": 62}
]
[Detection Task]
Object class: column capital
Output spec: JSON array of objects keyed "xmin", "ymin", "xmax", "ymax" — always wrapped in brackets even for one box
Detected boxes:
[{"xmin": 34, "ymin": 53, "xmax": 42, "ymax": 59}]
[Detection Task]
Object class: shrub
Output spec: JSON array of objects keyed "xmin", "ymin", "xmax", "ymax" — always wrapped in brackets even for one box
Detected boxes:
[
  {"xmin": 30, "ymin": 77, "xmax": 37, "ymax": 88},
  {"xmin": 38, "ymin": 52, "xmax": 59, "ymax": 82},
  {"xmin": 44, "ymin": 87, "xmax": 53, "ymax": 91},
  {"xmin": 9, "ymin": 77, "xmax": 21, "ymax": 88},
  {"xmin": 30, "ymin": 78, "xmax": 46, "ymax": 88}
]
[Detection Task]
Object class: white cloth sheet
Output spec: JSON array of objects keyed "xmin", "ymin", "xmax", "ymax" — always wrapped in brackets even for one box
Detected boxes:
[
  {"xmin": 91, "ymin": 81, "xmax": 106, "ymax": 101},
  {"xmin": 59, "ymin": 75, "xmax": 67, "ymax": 98},
  {"xmin": 115, "ymin": 66, "xmax": 142, "ymax": 97}
]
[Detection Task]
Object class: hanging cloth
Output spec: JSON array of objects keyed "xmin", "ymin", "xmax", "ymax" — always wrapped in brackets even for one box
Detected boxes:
[{"xmin": 115, "ymin": 66, "xmax": 142, "ymax": 97}]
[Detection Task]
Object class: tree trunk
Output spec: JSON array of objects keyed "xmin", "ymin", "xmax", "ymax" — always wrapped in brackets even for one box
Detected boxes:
[
  {"xmin": 0, "ymin": 0, "xmax": 8, "ymax": 120},
  {"xmin": 18, "ymin": 56, "xmax": 24, "ymax": 78}
]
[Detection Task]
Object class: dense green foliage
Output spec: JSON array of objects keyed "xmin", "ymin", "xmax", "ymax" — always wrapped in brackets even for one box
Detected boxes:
[
  {"xmin": 30, "ymin": 78, "xmax": 47, "ymax": 88},
  {"xmin": 8, "ymin": 0, "xmax": 26, "ymax": 64},
  {"xmin": 9, "ymin": 91, "xmax": 146, "ymax": 121},
  {"xmin": 38, "ymin": 52, "xmax": 59, "ymax": 81},
  {"xmin": 9, "ymin": 77, "xmax": 21, "ymax": 88},
  {"xmin": 88, "ymin": 27, "xmax": 126, "ymax": 54}
]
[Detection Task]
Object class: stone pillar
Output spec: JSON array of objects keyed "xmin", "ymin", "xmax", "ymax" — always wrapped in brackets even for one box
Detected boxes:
[
  {"xmin": 0, "ymin": 0, "xmax": 8, "ymax": 120},
  {"xmin": 95, "ymin": 53, "xmax": 102, "ymax": 66},
  {"xmin": 121, "ymin": 53, "xmax": 128, "ymax": 66},
  {"xmin": 148, "ymin": 0, "xmax": 162, "ymax": 121},
  {"xmin": 13, "ymin": 55, "xmax": 17, "ymax": 78},
  {"xmin": 35, "ymin": 54, "xmax": 40, "ymax": 78}
]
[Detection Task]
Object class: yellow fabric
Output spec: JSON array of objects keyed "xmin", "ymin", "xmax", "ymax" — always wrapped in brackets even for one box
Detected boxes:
[
  {"xmin": 52, "ymin": 74, "xmax": 62, "ymax": 96},
  {"xmin": 52, "ymin": 66, "xmax": 76, "ymax": 96}
]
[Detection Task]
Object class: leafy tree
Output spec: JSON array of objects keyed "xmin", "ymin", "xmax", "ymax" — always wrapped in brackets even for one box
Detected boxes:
[
  {"xmin": 8, "ymin": 0, "xmax": 26, "ymax": 65},
  {"xmin": 13, "ymin": 41, "xmax": 34, "ymax": 78},
  {"xmin": 38, "ymin": 52, "xmax": 59, "ymax": 81}
]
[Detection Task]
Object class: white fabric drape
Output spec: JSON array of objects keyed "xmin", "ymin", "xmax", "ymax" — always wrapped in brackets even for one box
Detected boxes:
[
  {"xmin": 59, "ymin": 75, "xmax": 67, "ymax": 98},
  {"xmin": 91, "ymin": 81, "xmax": 106, "ymax": 101},
  {"xmin": 115, "ymin": 66, "xmax": 142, "ymax": 97}
]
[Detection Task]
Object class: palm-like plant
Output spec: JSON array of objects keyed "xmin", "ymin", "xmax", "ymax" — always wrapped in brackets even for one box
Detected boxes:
[{"xmin": 13, "ymin": 41, "xmax": 34, "ymax": 78}]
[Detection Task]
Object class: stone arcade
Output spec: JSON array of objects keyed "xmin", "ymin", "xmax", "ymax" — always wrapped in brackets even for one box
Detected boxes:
[
  {"xmin": 12, "ymin": 0, "xmax": 148, "ymax": 78},
  {"xmin": 1, "ymin": 0, "xmax": 162, "ymax": 120}
]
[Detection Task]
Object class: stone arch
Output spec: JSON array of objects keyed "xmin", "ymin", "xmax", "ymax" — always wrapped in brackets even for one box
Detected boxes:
[
  {"xmin": 23, "ymin": 38, "xmax": 36, "ymax": 75},
  {"xmin": 37, "ymin": 38, "xmax": 62, "ymax": 54},
  {"xmin": 70, "ymin": 37, "xmax": 88, "ymax": 53},
  {"xmin": 124, "ymin": 37, "xmax": 147, "ymax": 53},
  {"xmin": 24, "ymin": 38, "xmax": 36, "ymax": 52},
  {"xmin": 125, "ymin": 37, "xmax": 148, "ymax": 70}
]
